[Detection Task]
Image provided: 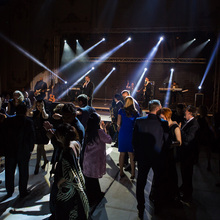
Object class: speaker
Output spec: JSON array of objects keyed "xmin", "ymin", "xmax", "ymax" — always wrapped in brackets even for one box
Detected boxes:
[{"xmin": 195, "ymin": 93, "xmax": 204, "ymax": 107}]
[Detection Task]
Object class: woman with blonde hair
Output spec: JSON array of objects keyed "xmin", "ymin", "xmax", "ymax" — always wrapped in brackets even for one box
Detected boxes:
[
  {"xmin": 7, "ymin": 90, "xmax": 24, "ymax": 115},
  {"xmin": 117, "ymin": 96, "xmax": 139, "ymax": 179}
]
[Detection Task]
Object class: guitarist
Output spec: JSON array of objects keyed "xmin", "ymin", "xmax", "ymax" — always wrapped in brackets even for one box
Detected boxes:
[{"xmin": 34, "ymin": 77, "xmax": 47, "ymax": 101}]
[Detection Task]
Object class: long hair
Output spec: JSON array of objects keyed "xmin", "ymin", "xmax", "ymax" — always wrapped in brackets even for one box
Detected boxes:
[
  {"xmin": 85, "ymin": 112, "xmax": 101, "ymax": 145},
  {"xmin": 124, "ymin": 96, "xmax": 138, "ymax": 117},
  {"xmin": 55, "ymin": 123, "xmax": 79, "ymax": 148}
]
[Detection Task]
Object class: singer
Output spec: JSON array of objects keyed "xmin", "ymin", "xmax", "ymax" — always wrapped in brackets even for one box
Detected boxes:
[
  {"xmin": 143, "ymin": 77, "xmax": 152, "ymax": 109},
  {"xmin": 81, "ymin": 75, "xmax": 94, "ymax": 106}
]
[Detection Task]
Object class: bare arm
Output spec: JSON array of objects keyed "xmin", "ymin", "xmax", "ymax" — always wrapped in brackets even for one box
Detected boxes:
[
  {"xmin": 117, "ymin": 114, "xmax": 122, "ymax": 132},
  {"xmin": 174, "ymin": 126, "xmax": 182, "ymax": 146}
]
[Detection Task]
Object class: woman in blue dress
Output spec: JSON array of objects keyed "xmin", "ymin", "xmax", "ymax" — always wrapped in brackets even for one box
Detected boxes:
[{"xmin": 117, "ymin": 96, "xmax": 139, "ymax": 179}]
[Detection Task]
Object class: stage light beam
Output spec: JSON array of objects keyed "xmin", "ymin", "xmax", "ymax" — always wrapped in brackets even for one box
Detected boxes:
[
  {"xmin": 198, "ymin": 37, "xmax": 220, "ymax": 89},
  {"xmin": 132, "ymin": 68, "xmax": 147, "ymax": 97},
  {"xmin": 59, "ymin": 38, "xmax": 105, "ymax": 72},
  {"xmin": 93, "ymin": 67, "xmax": 116, "ymax": 95},
  {"xmin": 0, "ymin": 32, "xmax": 66, "ymax": 83},
  {"xmin": 164, "ymin": 68, "xmax": 174, "ymax": 107}
]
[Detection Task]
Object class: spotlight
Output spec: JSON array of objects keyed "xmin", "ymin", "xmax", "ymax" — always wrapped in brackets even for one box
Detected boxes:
[
  {"xmin": 160, "ymin": 36, "xmax": 164, "ymax": 41},
  {"xmin": 208, "ymin": 39, "xmax": 210, "ymax": 42},
  {"xmin": 193, "ymin": 38, "xmax": 196, "ymax": 41},
  {"xmin": 144, "ymin": 68, "xmax": 147, "ymax": 71},
  {"xmin": 64, "ymin": 40, "xmax": 67, "ymax": 43},
  {"xmin": 127, "ymin": 37, "xmax": 131, "ymax": 41},
  {"xmin": 112, "ymin": 67, "xmax": 116, "ymax": 70},
  {"xmin": 65, "ymin": 81, "xmax": 67, "ymax": 84},
  {"xmin": 102, "ymin": 38, "xmax": 105, "ymax": 41},
  {"xmin": 198, "ymin": 86, "xmax": 202, "ymax": 90},
  {"xmin": 92, "ymin": 67, "xmax": 95, "ymax": 70},
  {"xmin": 171, "ymin": 68, "xmax": 174, "ymax": 71},
  {"xmin": 76, "ymin": 39, "xmax": 78, "ymax": 42}
]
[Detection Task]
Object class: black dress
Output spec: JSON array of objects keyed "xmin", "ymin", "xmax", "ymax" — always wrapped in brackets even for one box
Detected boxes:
[
  {"xmin": 166, "ymin": 123, "xmax": 180, "ymax": 201},
  {"xmin": 33, "ymin": 111, "xmax": 49, "ymax": 144},
  {"xmin": 50, "ymin": 147, "xmax": 89, "ymax": 219}
]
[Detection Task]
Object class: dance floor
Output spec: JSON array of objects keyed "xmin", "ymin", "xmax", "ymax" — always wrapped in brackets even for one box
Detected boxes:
[{"xmin": 0, "ymin": 109, "xmax": 220, "ymax": 220}]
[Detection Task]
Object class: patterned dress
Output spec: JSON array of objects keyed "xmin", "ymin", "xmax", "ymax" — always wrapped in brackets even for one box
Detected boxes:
[{"xmin": 50, "ymin": 147, "xmax": 90, "ymax": 220}]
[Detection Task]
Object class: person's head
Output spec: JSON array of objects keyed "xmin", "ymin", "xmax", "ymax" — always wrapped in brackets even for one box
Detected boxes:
[
  {"xmin": 173, "ymin": 81, "xmax": 177, "ymax": 86},
  {"xmin": 53, "ymin": 103, "xmax": 64, "ymax": 114},
  {"xmin": 121, "ymin": 90, "xmax": 130, "ymax": 100},
  {"xmin": 185, "ymin": 105, "xmax": 197, "ymax": 120},
  {"xmin": 39, "ymin": 77, "xmax": 43, "ymax": 81},
  {"xmin": 131, "ymin": 82, "xmax": 134, "ymax": 87},
  {"xmin": 36, "ymin": 100, "xmax": 44, "ymax": 112},
  {"xmin": 77, "ymin": 94, "xmax": 88, "ymax": 107},
  {"xmin": 87, "ymin": 112, "xmax": 101, "ymax": 130},
  {"xmin": 85, "ymin": 75, "xmax": 90, "ymax": 82},
  {"xmin": 160, "ymin": 107, "xmax": 172, "ymax": 121},
  {"xmin": 145, "ymin": 77, "xmax": 149, "ymax": 82},
  {"xmin": 148, "ymin": 99, "xmax": 161, "ymax": 114},
  {"xmin": 124, "ymin": 96, "xmax": 135, "ymax": 108},
  {"xmin": 22, "ymin": 91, "xmax": 28, "ymax": 98},
  {"xmin": 13, "ymin": 90, "xmax": 24, "ymax": 103},
  {"xmin": 62, "ymin": 103, "xmax": 76, "ymax": 123},
  {"xmin": 16, "ymin": 103, "xmax": 27, "ymax": 116},
  {"xmin": 55, "ymin": 123, "xmax": 79, "ymax": 147},
  {"xmin": 114, "ymin": 93, "xmax": 121, "ymax": 102},
  {"xmin": 124, "ymin": 96, "xmax": 138, "ymax": 117}
]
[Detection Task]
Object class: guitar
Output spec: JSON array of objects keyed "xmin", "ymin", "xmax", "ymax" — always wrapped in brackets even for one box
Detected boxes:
[
  {"xmin": 48, "ymin": 85, "xmax": 55, "ymax": 102},
  {"xmin": 49, "ymin": 94, "xmax": 55, "ymax": 102},
  {"xmin": 34, "ymin": 89, "xmax": 42, "ymax": 96}
]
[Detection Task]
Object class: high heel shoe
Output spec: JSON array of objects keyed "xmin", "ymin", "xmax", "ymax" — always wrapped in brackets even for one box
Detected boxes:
[
  {"xmin": 41, "ymin": 160, "xmax": 49, "ymax": 169},
  {"xmin": 34, "ymin": 165, "xmax": 39, "ymax": 175}
]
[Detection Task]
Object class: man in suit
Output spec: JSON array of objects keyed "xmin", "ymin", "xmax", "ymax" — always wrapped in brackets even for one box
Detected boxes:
[
  {"xmin": 143, "ymin": 77, "xmax": 152, "ymax": 108},
  {"xmin": 121, "ymin": 90, "xmax": 141, "ymax": 115},
  {"xmin": 180, "ymin": 105, "xmax": 200, "ymax": 201},
  {"xmin": 132, "ymin": 99, "xmax": 170, "ymax": 218},
  {"xmin": 34, "ymin": 77, "xmax": 47, "ymax": 101},
  {"xmin": 81, "ymin": 75, "xmax": 94, "ymax": 106},
  {"xmin": 4, "ymin": 104, "xmax": 35, "ymax": 198}
]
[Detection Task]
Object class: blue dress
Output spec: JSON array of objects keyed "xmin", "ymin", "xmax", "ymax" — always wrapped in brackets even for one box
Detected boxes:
[{"xmin": 118, "ymin": 108, "xmax": 139, "ymax": 152}]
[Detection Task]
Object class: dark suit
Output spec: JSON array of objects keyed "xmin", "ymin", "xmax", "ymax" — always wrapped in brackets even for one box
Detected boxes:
[
  {"xmin": 132, "ymin": 114, "xmax": 170, "ymax": 212},
  {"xmin": 34, "ymin": 80, "xmax": 47, "ymax": 100},
  {"xmin": 180, "ymin": 118, "xmax": 200, "ymax": 198},
  {"xmin": 4, "ymin": 115, "xmax": 35, "ymax": 196},
  {"xmin": 81, "ymin": 81, "xmax": 94, "ymax": 106},
  {"xmin": 143, "ymin": 82, "xmax": 152, "ymax": 108}
]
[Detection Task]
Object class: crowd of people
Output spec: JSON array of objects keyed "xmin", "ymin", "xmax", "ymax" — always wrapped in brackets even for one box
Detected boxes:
[{"xmin": 0, "ymin": 76, "xmax": 220, "ymax": 219}]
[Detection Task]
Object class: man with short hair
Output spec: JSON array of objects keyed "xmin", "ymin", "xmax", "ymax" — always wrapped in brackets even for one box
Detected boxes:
[
  {"xmin": 77, "ymin": 94, "xmax": 96, "ymax": 128},
  {"xmin": 81, "ymin": 75, "xmax": 94, "ymax": 106},
  {"xmin": 4, "ymin": 104, "xmax": 35, "ymax": 198},
  {"xmin": 34, "ymin": 77, "xmax": 47, "ymax": 101},
  {"xmin": 132, "ymin": 99, "xmax": 170, "ymax": 218},
  {"xmin": 179, "ymin": 105, "xmax": 200, "ymax": 201}
]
